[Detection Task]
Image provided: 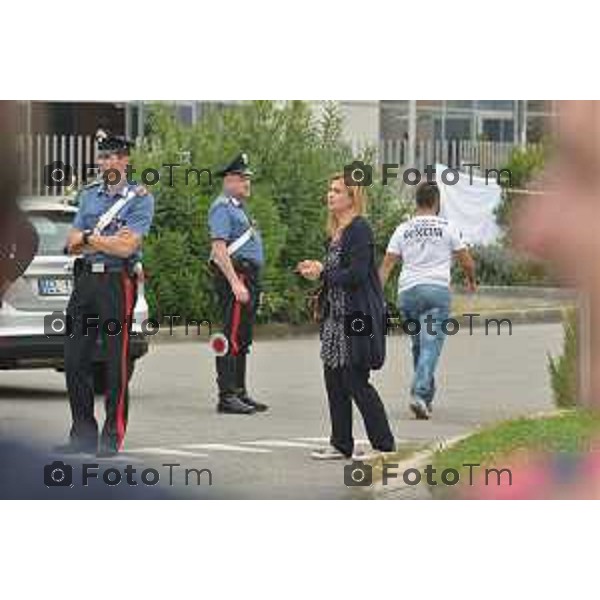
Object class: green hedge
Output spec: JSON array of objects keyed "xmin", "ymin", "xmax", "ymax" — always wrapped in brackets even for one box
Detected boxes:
[
  {"xmin": 495, "ymin": 143, "xmax": 548, "ymax": 230},
  {"xmin": 134, "ymin": 101, "xmax": 411, "ymax": 324},
  {"xmin": 548, "ymin": 308, "xmax": 578, "ymax": 408},
  {"xmin": 451, "ymin": 244, "xmax": 552, "ymax": 287}
]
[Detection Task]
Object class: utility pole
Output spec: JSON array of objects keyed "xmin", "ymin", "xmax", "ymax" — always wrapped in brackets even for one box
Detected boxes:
[
  {"xmin": 441, "ymin": 100, "xmax": 447, "ymax": 144},
  {"xmin": 513, "ymin": 100, "xmax": 519, "ymax": 145},
  {"xmin": 408, "ymin": 100, "xmax": 417, "ymax": 168},
  {"xmin": 520, "ymin": 100, "xmax": 528, "ymax": 146}
]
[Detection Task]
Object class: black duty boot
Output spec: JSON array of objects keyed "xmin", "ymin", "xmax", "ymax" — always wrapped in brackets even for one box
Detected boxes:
[
  {"xmin": 234, "ymin": 355, "xmax": 268, "ymax": 412},
  {"xmin": 216, "ymin": 356, "xmax": 256, "ymax": 414}
]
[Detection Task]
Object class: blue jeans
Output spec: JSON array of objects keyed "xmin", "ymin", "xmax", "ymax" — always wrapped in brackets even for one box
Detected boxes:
[{"xmin": 399, "ymin": 284, "xmax": 451, "ymax": 405}]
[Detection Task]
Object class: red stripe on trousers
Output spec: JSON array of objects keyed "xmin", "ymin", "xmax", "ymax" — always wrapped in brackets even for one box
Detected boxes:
[
  {"xmin": 229, "ymin": 273, "xmax": 244, "ymax": 356},
  {"xmin": 116, "ymin": 273, "xmax": 134, "ymax": 450},
  {"xmin": 103, "ymin": 273, "xmax": 109, "ymax": 401}
]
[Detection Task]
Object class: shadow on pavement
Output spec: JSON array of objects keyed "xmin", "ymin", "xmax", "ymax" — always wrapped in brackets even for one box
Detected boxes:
[{"xmin": 0, "ymin": 385, "xmax": 66, "ymax": 400}]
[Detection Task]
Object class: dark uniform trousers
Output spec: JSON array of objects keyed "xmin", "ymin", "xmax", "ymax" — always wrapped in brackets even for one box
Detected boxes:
[
  {"xmin": 64, "ymin": 265, "xmax": 137, "ymax": 451},
  {"xmin": 213, "ymin": 260, "xmax": 260, "ymax": 398}
]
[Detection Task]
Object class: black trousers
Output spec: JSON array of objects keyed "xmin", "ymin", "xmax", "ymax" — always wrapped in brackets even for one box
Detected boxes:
[
  {"xmin": 213, "ymin": 262, "xmax": 260, "ymax": 356},
  {"xmin": 64, "ymin": 268, "xmax": 137, "ymax": 451},
  {"xmin": 323, "ymin": 366, "xmax": 395, "ymax": 457}
]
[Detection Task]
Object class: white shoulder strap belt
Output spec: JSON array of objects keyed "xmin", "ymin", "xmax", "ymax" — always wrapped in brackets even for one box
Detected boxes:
[
  {"xmin": 93, "ymin": 189, "xmax": 137, "ymax": 234},
  {"xmin": 226, "ymin": 226, "xmax": 255, "ymax": 256}
]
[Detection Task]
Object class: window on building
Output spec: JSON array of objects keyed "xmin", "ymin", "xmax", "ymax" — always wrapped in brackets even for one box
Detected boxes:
[
  {"xmin": 482, "ymin": 119, "xmax": 514, "ymax": 142},
  {"xmin": 478, "ymin": 100, "xmax": 514, "ymax": 111},
  {"xmin": 442, "ymin": 118, "xmax": 472, "ymax": 140},
  {"xmin": 446, "ymin": 101, "xmax": 474, "ymax": 110}
]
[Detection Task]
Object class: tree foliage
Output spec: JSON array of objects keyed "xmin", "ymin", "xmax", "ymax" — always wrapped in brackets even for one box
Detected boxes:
[
  {"xmin": 133, "ymin": 101, "xmax": 411, "ymax": 323},
  {"xmin": 496, "ymin": 144, "xmax": 548, "ymax": 229},
  {"xmin": 548, "ymin": 308, "xmax": 578, "ymax": 408}
]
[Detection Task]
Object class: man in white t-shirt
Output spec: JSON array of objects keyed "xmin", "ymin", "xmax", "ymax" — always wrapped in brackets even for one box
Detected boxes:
[{"xmin": 380, "ymin": 182, "xmax": 476, "ymax": 419}]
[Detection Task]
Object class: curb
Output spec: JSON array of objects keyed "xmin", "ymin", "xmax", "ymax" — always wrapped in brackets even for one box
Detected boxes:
[
  {"xmin": 362, "ymin": 433, "xmax": 474, "ymax": 500},
  {"xmin": 453, "ymin": 306, "xmax": 572, "ymax": 328},
  {"xmin": 148, "ymin": 305, "xmax": 574, "ymax": 345},
  {"xmin": 458, "ymin": 286, "xmax": 578, "ymax": 301}
]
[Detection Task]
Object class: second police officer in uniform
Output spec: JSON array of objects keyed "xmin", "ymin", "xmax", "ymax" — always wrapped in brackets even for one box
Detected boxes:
[
  {"xmin": 208, "ymin": 153, "xmax": 268, "ymax": 414},
  {"xmin": 57, "ymin": 135, "xmax": 155, "ymax": 456}
]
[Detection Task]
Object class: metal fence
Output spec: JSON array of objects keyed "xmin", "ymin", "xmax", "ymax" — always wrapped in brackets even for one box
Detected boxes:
[
  {"xmin": 17, "ymin": 134, "xmax": 101, "ymax": 197},
  {"xmin": 18, "ymin": 134, "xmax": 533, "ymax": 197},
  {"xmin": 351, "ymin": 139, "xmax": 526, "ymax": 174}
]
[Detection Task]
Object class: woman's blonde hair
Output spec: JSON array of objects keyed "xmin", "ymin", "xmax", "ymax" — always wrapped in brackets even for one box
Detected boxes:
[{"xmin": 326, "ymin": 173, "xmax": 368, "ymax": 238}]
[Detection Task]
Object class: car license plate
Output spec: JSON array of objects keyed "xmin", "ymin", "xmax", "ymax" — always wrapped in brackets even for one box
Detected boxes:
[{"xmin": 38, "ymin": 277, "xmax": 73, "ymax": 296}]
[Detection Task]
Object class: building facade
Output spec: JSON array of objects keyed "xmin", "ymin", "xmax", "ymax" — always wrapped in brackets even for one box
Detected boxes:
[
  {"xmin": 379, "ymin": 100, "xmax": 556, "ymax": 145},
  {"xmin": 18, "ymin": 99, "xmax": 555, "ymax": 145}
]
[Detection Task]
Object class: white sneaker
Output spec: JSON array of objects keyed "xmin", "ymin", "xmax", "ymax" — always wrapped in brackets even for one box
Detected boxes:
[
  {"xmin": 310, "ymin": 446, "xmax": 348, "ymax": 460},
  {"xmin": 409, "ymin": 398, "xmax": 430, "ymax": 420},
  {"xmin": 352, "ymin": 448, "xmax": 379, "ymax": 461},
  {"xmin": 353, "ymin": 448, "xmax": 396, "ymax": 461}
]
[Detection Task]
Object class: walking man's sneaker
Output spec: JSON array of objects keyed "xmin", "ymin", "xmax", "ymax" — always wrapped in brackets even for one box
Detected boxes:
[
  {"xmin": 409, "ymin": 398, "xmax": 430, "ymax": 420},
  {"xmin": 310, "ymin": 445, "xmax": 349, "ymax": 460}
]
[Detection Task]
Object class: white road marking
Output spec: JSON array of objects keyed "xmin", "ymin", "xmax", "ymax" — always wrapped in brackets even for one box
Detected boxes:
[
  {"xmin": 295, "ymin": 437, "xmax": 371, "ymax": 445},
  {"xmin": 243, "ymin": 440, "xmax": 324, "ymax": 449},
  {"xmin": 124, "ymin": 447, "xmax": 209, "ymax": 458},
  {"xmin": 119, "ymin": 437, "xmax": 385, "ymax": 460},
  {"xmin": 181, "ymin": 443, "xmax": 272, "ymax": 454}
]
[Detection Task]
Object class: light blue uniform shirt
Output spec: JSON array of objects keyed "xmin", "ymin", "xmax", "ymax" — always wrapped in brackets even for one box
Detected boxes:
[
  {"xmin": 207, "ymin": 194, "xmax": 264, "ymax": 268},
  {"xmin": 73, "ymin": 182, "xmax": 155, "ymax": 270}
]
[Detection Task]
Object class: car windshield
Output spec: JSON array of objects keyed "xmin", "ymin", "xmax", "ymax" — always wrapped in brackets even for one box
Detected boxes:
[{"xmin": 28, "ymin": 211, "xmax": 74, "ymax": 256}]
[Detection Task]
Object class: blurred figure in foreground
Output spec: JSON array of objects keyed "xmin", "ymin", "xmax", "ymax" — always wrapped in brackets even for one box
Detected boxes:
[
  {"xmin": 0, "ymin": 102, "xmax": 38, "ymax": 302},
  {"xmin": 463, "ymin": 101, "xmax": 600, "ymax": 499},
  {"xmin": 514, "ymin": 101, "xmax": 600, "ymax": 404}
]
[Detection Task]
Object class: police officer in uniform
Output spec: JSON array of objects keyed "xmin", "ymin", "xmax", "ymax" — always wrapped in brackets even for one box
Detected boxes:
[
  {"xmin": 57, "ymin": 135, "xmax": 155, "ymax": 456},
  {"xmin": 208, "ymin": 153, "xmax": 268, "ymax": 414}
]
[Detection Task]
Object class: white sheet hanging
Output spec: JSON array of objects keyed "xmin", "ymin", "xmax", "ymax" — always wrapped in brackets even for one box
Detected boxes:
[{"xmin": 435, "ymin": 163, "xmax": 502, "ymax": 246}]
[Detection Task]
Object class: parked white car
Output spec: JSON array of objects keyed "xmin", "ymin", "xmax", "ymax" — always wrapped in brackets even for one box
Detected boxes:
[{"xmin": 0, "ymin": 196, "xmax": 149, "ymax": 392}]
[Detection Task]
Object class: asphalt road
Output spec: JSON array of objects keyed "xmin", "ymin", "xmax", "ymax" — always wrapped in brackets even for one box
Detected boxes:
[{"xmin": 0, "ymin": 323, "xmax": 563, "ymax": 499}]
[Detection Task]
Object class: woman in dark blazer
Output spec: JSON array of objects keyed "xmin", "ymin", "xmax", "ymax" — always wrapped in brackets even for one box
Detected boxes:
[{"xmin": 297, "ymin": 174, "xmax": 395, "ymax": 460}]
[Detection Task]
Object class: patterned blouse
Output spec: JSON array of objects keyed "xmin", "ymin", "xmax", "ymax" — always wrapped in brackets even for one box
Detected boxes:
[{"xmin": 320, "ymin": 238, "xmax": 350, "ymax": 368}]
